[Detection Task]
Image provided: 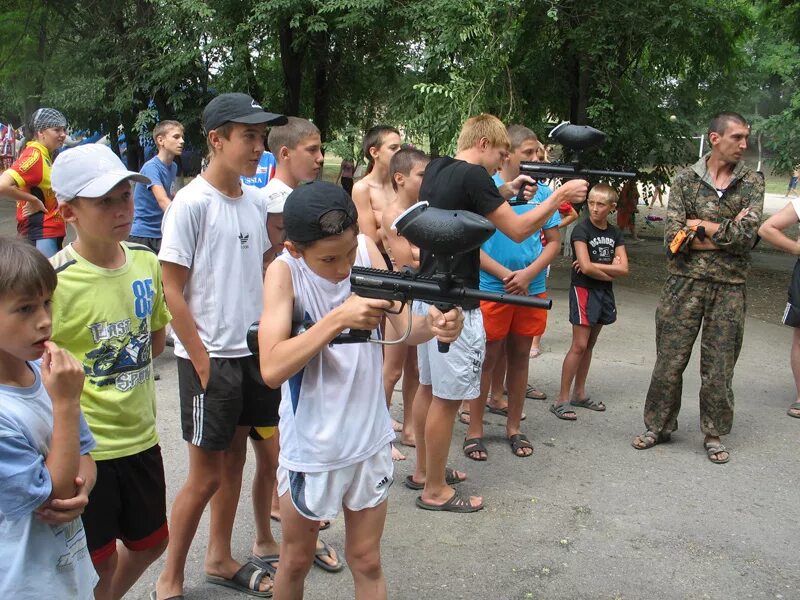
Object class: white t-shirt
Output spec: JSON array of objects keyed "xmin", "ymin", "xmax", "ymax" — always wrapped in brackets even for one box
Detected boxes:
[
  {"xmin": 262, "ymin": 176, "xmax": 292, "ymax": 214},
  {"xmin": 0, "ymin": 361, "xmax": 98, "ymax": 599},
  {"xmin": 276, "ymin": 235, "xmax": 394, "ymax": 472},
  {"xmin": 159, "ymin": 176, "xmax": 269, "ymax": 359},
  {"xmin": 791, "ymin": 198, "xmax": 800, "ymax": 220}
]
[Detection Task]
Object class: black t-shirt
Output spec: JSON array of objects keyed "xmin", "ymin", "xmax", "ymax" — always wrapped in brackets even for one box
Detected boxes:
[
  {"xmin": 570, "ymin": 218, "xmax": 625, "ymax": 290},
  {"xmin": 417, "ymin": 157, "xmax": 505, "ymax": 307}
]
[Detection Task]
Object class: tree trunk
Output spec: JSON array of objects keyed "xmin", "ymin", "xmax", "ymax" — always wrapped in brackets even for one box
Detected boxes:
[{"xmin": 278, "ymin": 18, "xmax": 304, "ymax": 116}]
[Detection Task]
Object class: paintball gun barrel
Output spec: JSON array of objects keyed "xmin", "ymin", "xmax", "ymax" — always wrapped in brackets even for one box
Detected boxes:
[{"xmin": 518, "ymin": 122, "xmax": 637, "ymax": 190}]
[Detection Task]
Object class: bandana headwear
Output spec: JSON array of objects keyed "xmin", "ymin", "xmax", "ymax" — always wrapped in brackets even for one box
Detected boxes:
[{"xmin": 31, "ymin": 108, "xmax": 67, "ymax": 132}]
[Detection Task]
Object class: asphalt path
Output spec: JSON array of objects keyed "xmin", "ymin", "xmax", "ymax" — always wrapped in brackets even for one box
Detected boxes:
[{"xmin": 0, "ymin": 197, "xmax": 797, "ymax": 600}]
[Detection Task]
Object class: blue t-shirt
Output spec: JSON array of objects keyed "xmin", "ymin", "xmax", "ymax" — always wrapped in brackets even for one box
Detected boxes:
[
  {"xmin": 479, "ymin": 174, "xmax": 560, "ymax": 295},
  {"xmin": 0, "ymin": 361, "xmax": 97, "ymax": 598},
  {"xmin": 241, "ymin": 151, "xmax": 276, "ymax": 189},
  {"xmin": 131, "ymin": 156, "xmax": 178, "ymax": 238}
]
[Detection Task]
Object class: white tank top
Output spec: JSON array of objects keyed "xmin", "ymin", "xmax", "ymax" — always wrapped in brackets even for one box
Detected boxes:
[{"xmin": 276, "ymin": 235, "xmax": 394, "ymax": 472}]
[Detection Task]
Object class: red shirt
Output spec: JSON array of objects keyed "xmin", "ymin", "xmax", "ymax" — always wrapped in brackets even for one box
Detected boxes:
[{"xmin": 7, "ymin": 141, "xmax": 66, "ymax": 241}]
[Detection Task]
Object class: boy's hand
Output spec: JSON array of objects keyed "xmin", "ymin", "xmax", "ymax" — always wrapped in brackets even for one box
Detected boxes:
[
  {"xmin": 34, "ymin": 476, "xmax": 89, "ymax": 524},
  {"xmin": 560, "ymin": 179, "xmax": 590, "ymax": 204},
  {"xmin": 22, "ymin": 197, "xmax": 47, "ymax": 217},
  {"xmin": 503, "ymin": 270, "xmax": 534, "ymax": 295},
  {"xmin": 426, "ymin": 306, "xmax": 464, "ymax": 344},
  {"xmin": 572, "ymin": 260, "xmax": 582, "ymax": 273},
  {"xmin": 338, "ymin": 295, "xmax": 393, "ymax": 331},
  {"xmin": 508, "ymin": 175, "xmax": 536, "ymax": 200},
  {"xmin": 193, "ymin": 351, "xmax": 211, "ymax": 389},
  {"xmin": 41, "ymin": 341, "xmax": 85, "ymax": 406}
]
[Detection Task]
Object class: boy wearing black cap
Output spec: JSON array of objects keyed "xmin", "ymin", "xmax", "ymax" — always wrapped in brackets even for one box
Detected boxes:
[
  {"xmin": 154, "ymin": 93, "xmax": 285, "ymax": 600},
  {"xmin": 258, "ymin": 181, "xmax": 463, "ymax": 600}
]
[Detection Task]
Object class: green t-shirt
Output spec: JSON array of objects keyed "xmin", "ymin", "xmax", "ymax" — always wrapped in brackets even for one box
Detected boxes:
[{"xmin": 50, "ymin": 242, "xmax": 171, "ymax": 460}]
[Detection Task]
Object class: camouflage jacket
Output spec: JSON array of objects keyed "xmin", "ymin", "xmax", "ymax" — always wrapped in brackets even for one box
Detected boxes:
[{"xmin": 664, "ymin": 154, "xmax": 764, "ymax": 284}]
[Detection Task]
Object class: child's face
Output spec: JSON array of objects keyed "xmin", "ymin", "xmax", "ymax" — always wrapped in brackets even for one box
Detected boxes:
[
  {"xmin": 0, "ymin": 290, "xmax": 52, "ymax": 362},
  {"xmin": 587, "ymin": 196, "xmax": 614, "ymax": 225},
  {"xmin": 370, "ymin": 132, "xmax": 402, "ymax": 167},
  {"xmin": 212, "ymin": 123, "xmax": 267, "ymax": 177},
  {"xmin": 481, "ymin": 141, "xmax": 509, "ymax": 174},
  {"xmin": 62, "ymin": 180, "xmax": 135, "ymax": 243},
  {"xmin": 158, "ymin": 127, "xmax": 184, "ymax": 157},
  {"xmin": 397, "ymin": 160, "xmax": 428, "ymax": 201},
  {"xmin": 508, "ymin": 139, "xmax": 538, "ymax": 174},
  {"xmin": 288, "ymin": 229, "xmax": 359, "ymax": 284},
  {"xmin": 285, "ymin": 134, "xmax": 324, "ymax": 182}
]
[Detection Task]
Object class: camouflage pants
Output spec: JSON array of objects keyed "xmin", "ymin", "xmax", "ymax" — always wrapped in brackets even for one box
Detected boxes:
[{"xmin": 643, "ymin": 275, "xmax": 745, "ymax": 437}]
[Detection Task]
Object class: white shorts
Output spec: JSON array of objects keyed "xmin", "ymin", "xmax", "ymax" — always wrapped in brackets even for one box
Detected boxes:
[
  {"xmin": 277, "ymin": 445, "xmax": 394, "ymax": 521},
  {"xmin": 414, "ymin": 301, "xmax": 485, "ymax": 400}
]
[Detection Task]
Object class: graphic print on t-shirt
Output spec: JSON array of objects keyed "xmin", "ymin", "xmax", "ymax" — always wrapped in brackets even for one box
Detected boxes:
[
  {"xmin": 589, "ymin": 234, "xmax": 617, "ymax": 262},
  {"xmin": 83, "ymin": 277, "xmax": 155, "ymax": 390}
]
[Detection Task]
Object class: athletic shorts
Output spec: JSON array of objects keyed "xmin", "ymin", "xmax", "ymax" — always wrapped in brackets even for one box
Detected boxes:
[
  {"xmin": 569, "ymin": 284, "xmax": 617, "ymax": 326},
  {"xmin": 277, "ymin": 444, "xmax": 393, "ymax": 521},
  {"xmin": 480, "ymin": 293, "xmax": 548, "ymax": 341},
  {"xmin": 783, "ymin": 259, "xmax": 800, "ymax": 327},
  {"xmin": 178, "ymin": 356, "xmax": 280, "ymax": 451},
  {"xmin": 414, "ymin": 301, "xmax": 485, "ymax": 400},
  {"xmin": 83, "ymin": 444, "xmax": 168, "ymax": 564},
  {"xmin": 128, "ymin": 235, "xmax": 161, "ymax": 253}
]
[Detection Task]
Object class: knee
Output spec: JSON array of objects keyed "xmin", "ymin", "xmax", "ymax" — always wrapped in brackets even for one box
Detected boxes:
[
  {"xmin": 131, "ymin": 536, "xmax": 168, "ymax": 563},
  {"xmin": 279, "ymin": 548, "xmax": 315, "ymax": 579},
  {"xmin": 384, "ymin": 363, "xmax": 403, "ymax": 386},
  {"xmin": 345, "ymin": 546, "xmax": 382, "ymax": 579},
  {"xmin": 190, "ymin": 474, "xmax": 222, "ymax": 500},
  {"xmin": 570, "ymin": 341, "xmax": 588, "ymax": 355},
  {"xmin": 225, "ymin": 446, "xmax": 247, "ymax": 472}
]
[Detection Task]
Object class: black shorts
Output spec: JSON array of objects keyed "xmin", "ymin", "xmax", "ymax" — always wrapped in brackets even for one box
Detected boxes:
[
  {"xmin": 83, "ymin": 444, "xmax": 168, "ymax": 564},
  {"xmin": 569, "ymin": 284, "xmax": 617, "ymax": 326},
  {"xmin": 783, "ymin": 259, "xmax": 800, "ymax": 327},
  {"xmin": 178, "ymin": 356, "xmax": 280, "ymax": 451},
  {"xmin": 128, "ymin": 235, "xmax": 161, "ymax": 253}
]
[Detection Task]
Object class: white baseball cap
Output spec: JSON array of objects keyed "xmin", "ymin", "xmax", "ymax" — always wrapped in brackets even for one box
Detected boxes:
[{"xmin": 51, "ymin": 144, "xmax": 150, "ymax": 203}]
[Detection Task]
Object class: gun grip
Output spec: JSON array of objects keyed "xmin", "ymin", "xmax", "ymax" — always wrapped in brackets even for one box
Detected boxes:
[
  {"xmin": 349, "ymin": 329, "xmax": 372, "ymax": 341},
  {"xmin": 437, "ymin": 340, "xmax": 451, "ymax": 353},
  {"xmin": 432, "ymin": 301, "xmax": 455, "ymax": 354}
]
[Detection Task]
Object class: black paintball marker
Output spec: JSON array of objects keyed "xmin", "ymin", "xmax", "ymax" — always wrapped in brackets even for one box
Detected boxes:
[
  {"xmin": 517, "ymin": 122, "xmax": 637, "ymax": 201},
  {"xmin": 348, "ymin": 201, "xmax": 551, "ymax": 353},
  {"xmin": 247, "ymin": 202, "xmax": 552, "ymax": 355}
]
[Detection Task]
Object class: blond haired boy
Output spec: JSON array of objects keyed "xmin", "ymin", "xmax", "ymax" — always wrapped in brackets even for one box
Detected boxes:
[{"xmin": 412, "ymin": 114, "xmax": 588, "ymax": 512}]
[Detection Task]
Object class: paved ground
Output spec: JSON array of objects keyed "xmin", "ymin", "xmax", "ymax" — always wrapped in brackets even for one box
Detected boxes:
[{"xmin": 1, "ymin": 195, "xmax": 799, "ymax": 600}]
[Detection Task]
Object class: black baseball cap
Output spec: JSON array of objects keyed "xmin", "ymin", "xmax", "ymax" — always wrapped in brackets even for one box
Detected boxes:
[
  {"xmin": 283, "ymin": 182, "xmax": 359, "ymax": 243},
  {"xmin": 202, "ymin": 93, "xmax": 287, "ymax": 133}
]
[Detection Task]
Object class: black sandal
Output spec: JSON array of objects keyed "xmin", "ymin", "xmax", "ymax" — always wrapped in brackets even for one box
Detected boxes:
[
  {"xmin": 463, "ymin": 437, "xmax": 488, "ymax": 461},
  {"xmin": 508, "ymin": 433, "xmax": 533, "ymax": 457}
]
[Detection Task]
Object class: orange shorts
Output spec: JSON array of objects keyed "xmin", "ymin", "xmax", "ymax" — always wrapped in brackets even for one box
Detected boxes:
[{"xmin": 480, "ymin": 293, "xmax": 548, "ymax": 342}]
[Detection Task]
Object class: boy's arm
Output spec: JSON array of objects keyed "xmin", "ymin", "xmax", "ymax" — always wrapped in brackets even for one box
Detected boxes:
[
  {"xmin": 34, "ymin": 453, "xmax": 96, "ymax": 524},
  {"xmin": 41, "ymin": 342, "xmax": 85, "ymax": 500},
  {"xmin": 151, "ymin": 327, "xmax": 166, "ymax": 358},
  {"xmin": 150, "ymin": 185, "xmax": 172, "ymax": 212},
  {"xmin": 504, "ymin": 227, "xmax": 561, "ymax": 295},
  {"xmin": 352, "ymin": 180, "xmax": 380, "ymax": 243},
  {"xmin": 480, "ymin": 249, "xmax": 513, "ymax": 280},
  {"xmin": 758, "ymin": 203, "xmax": 800, "ymax": 255},
  {"xmin": 486, "ymin": 180, "xmax": 588, "ymax": 242},
  {"xmin": 572, "ymin": 242, "xmax": 613, "ymax": 281},
  {"xmin": 558, "ymin": 206, "xmax": 578, "ymax": 228},
  {"xmin": 593, "ymin": 245, "xmax": 630, "ymax": 278},
  {"xmin": 161, "ymin": 262, "xmax": 211, "ymax": 387},
  {"xmin": 259, "ymin": 258, "xmax": 393, "ymax": 387}
]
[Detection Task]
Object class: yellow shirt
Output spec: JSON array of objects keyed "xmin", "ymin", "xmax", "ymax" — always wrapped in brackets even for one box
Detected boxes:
[{"xmin": 50, "ymin": 242, "xmax": 171, "ymax": 460}]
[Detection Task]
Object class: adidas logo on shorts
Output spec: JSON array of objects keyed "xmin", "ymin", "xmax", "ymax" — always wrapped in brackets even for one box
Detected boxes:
[{"xmin": 375, "ymin": 475, "xmax": 390, "ymax": 490}]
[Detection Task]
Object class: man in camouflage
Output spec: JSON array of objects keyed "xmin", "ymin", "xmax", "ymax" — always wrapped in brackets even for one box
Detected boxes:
[{"xmin": 633, "ymin": 112, "xmax": 764, "ymax": 464}]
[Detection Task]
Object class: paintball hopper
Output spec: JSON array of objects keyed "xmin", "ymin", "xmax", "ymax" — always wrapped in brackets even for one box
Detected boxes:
[
  {"xmin": 548, "ymin": 122, "xmax": 606, "ymax": 151},
  {"xmin": 392, "ymin": 201, "xmax": 495, "ymax": 255}
]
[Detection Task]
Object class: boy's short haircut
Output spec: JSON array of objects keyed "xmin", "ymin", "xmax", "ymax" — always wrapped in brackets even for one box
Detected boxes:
[
  {"xmin": 708, "ymin": 111, "xmax": 748, "ymax": 136},
  {"xmin": 389, "ymin": 147, "xmax": 429, "ymax": 191},
  {"xmin": 152, "ymin": 120, "xmax": 184, "ymax": 144},
  {"xmin": 506, "ymin": 125, "xmax": 538, "ymax": 151},
  {"xmin": 283, "ymin": 182, "xmax": 359, "ymax": 246},
  {"xmin": 457, "ymin": 114, "xmax": 511, "ymax": 153},
  {"xmin": 588, "ymin": 183, "xmax": 618, "ymax": 205},
  {"xmin": 267, "ymin": 117, "xmax": 320, "ymax": 157},
  {"xmin": 362, "ymin": 125, "xmax": 400, "ymax": 166},
  {"xmin": 0, "ymin": 237, "xmax": 57, "ymax": 298}
]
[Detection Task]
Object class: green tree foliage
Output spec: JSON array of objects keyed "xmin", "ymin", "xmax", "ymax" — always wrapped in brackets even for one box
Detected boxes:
[{"xmin": 0, "ymin": 0, "xmax": 797, "ymax": 174}]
